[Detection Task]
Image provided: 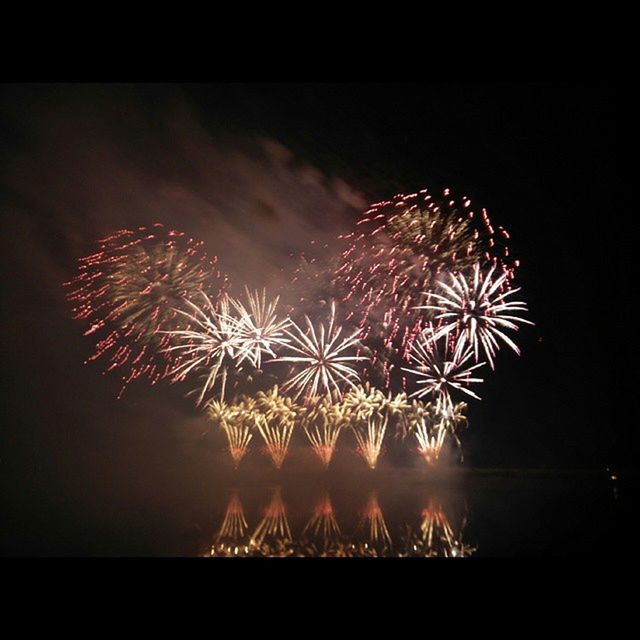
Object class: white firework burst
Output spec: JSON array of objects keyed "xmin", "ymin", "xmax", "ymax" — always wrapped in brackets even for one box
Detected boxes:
[
  {"xmin": 272, "ymin": 302, "xmax": 366, "ymax": 402},
  {"xmin": 164, "ymin": 293, "xmax": 242, "ymax": 406},
  {"xmin": 225, "ymin": 287, "xmax": 291, "ymax": 369},
  {"xmin": 417, "ymin": 263, "xmax": 533, "ymax": 369},
  {"xmin": 401, "ymin": 329, "xmax": 484, "ymax": 414}
]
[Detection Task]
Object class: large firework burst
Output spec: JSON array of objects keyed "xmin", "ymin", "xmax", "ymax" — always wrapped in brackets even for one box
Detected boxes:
[
  {"xmin": 272, "ymin": 302, "xmax": 366, "ymax": 403},
  {"xmin": 332, "ymin": 188, "xmax": 516, "ymax": 383},
  {"xmin": 65, "ymin": 224, "xmax": 227, "ymax": 396},
  {"xmin": 226, "ymin": 287, "xmax": 291, "ymax": 369},
  {"xmin": 401, "ymin": 329, "xmax": 484, "ymax": 415},
  {"xmin": 417, "ymin": 263, "xmax": 533, "ymax": 369}
]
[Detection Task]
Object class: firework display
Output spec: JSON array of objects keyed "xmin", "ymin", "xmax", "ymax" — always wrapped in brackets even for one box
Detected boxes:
[
  {"xmin": 66, "ymin": 186, "xmax": 531, "ymax": 475},
  {"xmin": 65, "ymin": 224, "xmax": 227, "ymax": 396},
  {"xmin": 331, "ymin": 188, "xmax": 517, "ymax": 383}
]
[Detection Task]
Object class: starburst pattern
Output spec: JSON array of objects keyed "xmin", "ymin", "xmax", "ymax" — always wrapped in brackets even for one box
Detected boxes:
[
  {"xmin": 332, "ymin": 188, "xmax": 516, "ymax": 384},
  {"xmin": 164, "ymin": 293, "xmax": 242, "ymax": 406},
  {"xmin": 64, "ymin": 224, "xmax": 227, "ymax": 396},
  {"xmin": 273, "ymin": 302, "xmax": 366, "ymax": 402},
  {"xmin": 401, "ymin": 330, "xmax": 484, "ymax": 415},
  {"xmin": 417, "ymin": 263, "xmax": 533, "ymax": 369},
  {"xmin": 226, "ymin": 287, "xmax": 291, "ymax": 369}
]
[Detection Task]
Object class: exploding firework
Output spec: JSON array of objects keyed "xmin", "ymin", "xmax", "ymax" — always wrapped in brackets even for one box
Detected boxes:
[
  {"xmin": 273, "ymin": 302, "xmax": 365, "ymax": 403},
  {"xmin": 301, "ymin": 395, "xmax": 349, "ymax": 467},
  {"xmin": 164, "ymin": 293, "xmax": 242, "ymax": 406},
  {"xmin": 332, "ymin": 188, "xmax": 516, "ymax": 384},
  {"xmin": 417, "ymin": 263, "xmax": 533, "ymax": 369},
  {"xmin": 207, "ymin": 396, "xmax": 255, "ymax": 468},
  {"xmin": 401, "ymin": 329, "xmax": 484, "ymax": 415},
  {"xmin": 227, "ymin": 287, "xmax": 291, "ymax": 369},
  {"xmin": 250, "ymin": 487, "xmax": 293, "ymax": 555},
  {"xmin": 65, "ymin": 224, "xmax": 227, "ymax": 396},
  {"xmin": 254, "ymin": 386, "xmax": 299, "ymax": 469}
]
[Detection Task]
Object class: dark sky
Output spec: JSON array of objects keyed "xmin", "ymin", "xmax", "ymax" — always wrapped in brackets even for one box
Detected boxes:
[{"xmin": 0, "ymin": 83, "xmax": 629, "ymax": 553}]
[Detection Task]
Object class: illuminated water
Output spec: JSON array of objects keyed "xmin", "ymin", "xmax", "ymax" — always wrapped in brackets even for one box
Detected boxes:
[{"xmin": 4, "ymin": 436, "xmax": 630, "ymax": 557}]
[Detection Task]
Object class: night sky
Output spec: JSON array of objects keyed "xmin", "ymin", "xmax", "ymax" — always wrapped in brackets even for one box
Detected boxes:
[{"xmin": 0, "ymin": 83, "xmax": 628, "ymax": 555}]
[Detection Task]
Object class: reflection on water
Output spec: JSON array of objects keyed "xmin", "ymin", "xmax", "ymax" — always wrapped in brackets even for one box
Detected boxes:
[{"xmin": 204, "ymin": 486, "xmax": 475, "ymax": 557}]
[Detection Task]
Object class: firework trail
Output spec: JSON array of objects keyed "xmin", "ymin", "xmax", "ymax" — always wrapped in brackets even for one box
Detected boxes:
[
  {"xmin": 272, "ymin": 301, "xmax": 366, "ymax": 403},
  {"xmin": 301, "ymin": 395, "xmax": 349, "ymax": 467},
  {"xmin": 417, "ymin": 263, "xmax": 533, "ymax": 369},
  {"xmin": 414, "ymin": 420, "xmax": 448, "ymax": 466},
  {"xmin": 401, "ymin": 328, "xmax": 484, "ymax": 416},
  {"xmin": 207, "ymin": 397, "xmax": 255, "ymax": 468},
  {"xmin": 332, "ymin": 188, "xmax": 516, "ymax": 385},
  {"xmin": 65, "ymin": 224, "xmax": 227, "ymax": 396},
  {"xmin": 254, "ymin": 386, "xmax": 299, "ymax": 469},
  {"xmin": 343, "ymin": 383, "xmax": 406, "ymax": 469}
]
